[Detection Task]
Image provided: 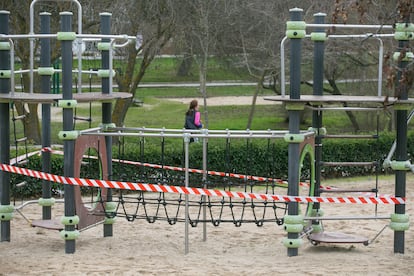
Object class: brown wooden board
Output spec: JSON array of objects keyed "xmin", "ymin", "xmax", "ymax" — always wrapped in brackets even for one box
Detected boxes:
[
  {"xmin": 74, "ymin": 92, "xmax": 132, "ymax": 102},
  {"xmin": 0, "ymin": 92, "xmax": 60, "ymax": 103},
  {"xmin": 0, "ymin": 92, "xmax": 132, "ymax": 103},
  {"xmin": 264, "ymin": 95, "xmax": 414, "ymax": 105}
]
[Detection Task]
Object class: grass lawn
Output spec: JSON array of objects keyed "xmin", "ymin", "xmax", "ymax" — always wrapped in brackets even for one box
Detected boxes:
[{"xmin": 125, "ymin": 98, "xmax": 285, "ymax": 130}]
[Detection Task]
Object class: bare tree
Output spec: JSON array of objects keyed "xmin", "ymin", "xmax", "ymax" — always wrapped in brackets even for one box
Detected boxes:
[
  {"xmin": 109, "ymin": 0, "xmax": 177, "ymax": 127},
  {"xmin": 1, "ymin": 0, "xmax": 177, "ymax": 141},
  {"xmin": 173, "ymin": 0, "xmax": 230, "ymax": 128},
  {"xmin": 325, "ymin": 0, "xmax": 413, "ymax": 131}
]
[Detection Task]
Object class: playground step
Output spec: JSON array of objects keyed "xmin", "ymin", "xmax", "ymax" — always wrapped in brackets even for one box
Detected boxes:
[
  {"xmin": 308, "ymin": 231, "xmax": 369, "ymax": 246},
  {"xmin": 31, "ymin": 218, "xmax": 63, "ymax": 231}
]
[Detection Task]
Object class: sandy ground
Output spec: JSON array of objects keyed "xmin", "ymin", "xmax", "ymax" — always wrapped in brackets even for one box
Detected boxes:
[
  {"xmin": 5, "ymin": 96, "xmax": 413, "ymax": 275},
  {"xmin": 0, "ymin": 175, "xmax": 413, "ymax": 276}
]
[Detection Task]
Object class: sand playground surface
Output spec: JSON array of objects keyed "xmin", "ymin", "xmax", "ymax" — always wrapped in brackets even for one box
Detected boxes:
[{"xmin": 0, "ymin": 174, "xmax": 413, "ymax": 276}]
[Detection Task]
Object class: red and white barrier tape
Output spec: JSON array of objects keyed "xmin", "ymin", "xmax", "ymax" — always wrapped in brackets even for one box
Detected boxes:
[
  {"xmin": 30, "ymin": 148, "xmax": 387, "ymax": 197},
  {"xmin": 0, "ymin": 163, "xmax": 405, "ymax": 205},
  {"xmin": 114, "ymin": 158, "xmax": 291, "ymax": 185},
  {"xmin": 45, "ymin": 149, "xmax": 337, "ymax": 189}
]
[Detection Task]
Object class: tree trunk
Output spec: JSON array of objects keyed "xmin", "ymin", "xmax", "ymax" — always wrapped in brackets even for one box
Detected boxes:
[
  {"xmin": 176, "ymin": 53, "xmax": 193, "ymax": 77},
  {"xmin": 26, "ymin": 103, "xmax": 41, "ymax": 143},
  {"xmin": 247, "ymin": 72, "xmax": 265, "ymax": 129},
  {"xmin": 111, "ymin": 30, "xmax": 173, "ymax": 128},
  {"xmin": 112, "ymin": 98, "xmax": 133, "ymax": 127},
  {"xmin": 15, "ymin": 75, "xmax": 42, "ymax": 144},
  {"xmin": 199, "ymin": 53, "xmax": 209, "ymax": 128}
]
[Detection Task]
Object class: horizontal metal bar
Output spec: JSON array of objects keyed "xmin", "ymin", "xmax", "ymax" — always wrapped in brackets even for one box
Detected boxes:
[
  {"xmin": 74, "ymin": 116, "xmax": 92, "ymax": 122},
  {"xmin": 0, "ymin": 33, "xmax": 57, "ymax": 39},
  {"xmin": 304, "ymin": 215, "xmax": 390, "ymax": 220},
  {"xmin": 12, "ymin": 115, "xmax": 26, "ymax": 121},
  {"xmin": 327, "ymin": 34, "xmax": 394, "ymax": 39},
  {"xmin": 76, "ymin": 34, "xmax": 135, "ymax": 41},
  {"xmin": 13, "ymin": 69, "xmax": 32, "ymax": 75},
  {"xmin": 14, "ymin": 199, "xmax": 64, "ymax": 210},
  {"xmin": 306, "ymin": 23, "xmax": 393, "ymax": 30},
  {"xmin": 321, "ymin": 161, "xmax": 377, "ymax": 167},
  {"xmin": 320, "ymin": 134, "xmax": 378, "ymax": 139},
  {"xmin": 306, "ymin": 106, "xmax": 384, "ymax": 111},
  {"xmin": 111, "ymin": 126, "xmax": 293, "ymax": 135},
  {"xmin": 15, "ymin": 137, "xmax": 28, "ymax": 143},
  {"xmin": 0, "ymin": 33, "xmax": 135, "ymax": 41},
  {"xmin": 17, "ymin": 160, "xmax": 28, "ymax": 166},
  {"xmin": 78, "ymin": 127, "xmax": 104, "ymax": 135},
  {"xmin": 82, "ymin": 127, "xmax": 315, "ymax": 139},
  {"xmin": 82, "ymin": 131, "xmax": 290, "ymax": 139},
  {"xmin": 15, "ymin": 181, "xmax": 28, "ymax": 187}
]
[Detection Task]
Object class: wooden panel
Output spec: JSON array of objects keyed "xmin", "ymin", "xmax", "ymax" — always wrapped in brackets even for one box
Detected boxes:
[
  {"xmin": 0, "ymin": 92, "xmax": 59, "ymax": 103},
  {"xmin": 264, "ymin": 95, "xmax": 414, "ymax": 105},
  {"xmin": 0, "ymin": 92, "xmax": 132, "ymax": 103}
]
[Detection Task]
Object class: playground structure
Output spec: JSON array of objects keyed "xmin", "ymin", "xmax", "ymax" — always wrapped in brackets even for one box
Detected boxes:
[{"xmin": 0, "ymin": 2, "xmax": 411, "ymax": 258}]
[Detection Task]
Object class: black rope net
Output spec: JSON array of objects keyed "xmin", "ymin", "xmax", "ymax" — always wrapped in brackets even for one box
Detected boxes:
[{"xmin": 86, "ymin": 136, "xmax": 313, "ymax": 228}]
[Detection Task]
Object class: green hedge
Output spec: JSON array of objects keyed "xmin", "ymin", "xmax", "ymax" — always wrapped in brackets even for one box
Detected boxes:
[{"xmin": 9, "ymin": 131, "xmax": 413, "ymax": 198}]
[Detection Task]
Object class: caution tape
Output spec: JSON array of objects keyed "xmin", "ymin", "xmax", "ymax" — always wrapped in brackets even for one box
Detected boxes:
[
  {"xmin": 0, "ymin": 163, "xmax": 405, "ymax": 205},
  {"xmin": 44, "ymin": 149, "xmax": 289, "ymax": 185},
  {"xmin": 114, "ymin": 158, "xmax": 291, "ymax": 185},
  {"xmin": 42, "ymin": 149, "xmax": 336, "ymax": 189},
  {"xmin": 23, "ymin": 148, "xmax": 388, "ymax": 197}
]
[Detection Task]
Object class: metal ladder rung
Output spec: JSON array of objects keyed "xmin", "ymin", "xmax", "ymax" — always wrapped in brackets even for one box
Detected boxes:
[
  {"xmin": 319, "ymin": 188, "xmax": 378, "ymax": 193},
  {"xmin": 321, "ymin": 161, "xmax": 377, "ymax": 167},
  {"xmin": 74, "ymin": 116, "xmax": 92, "ymax": 122},
  {"xmin": 15, "ymin": 137, "xmax": 28, "ymax": 143},
  {"xmin": 12, "ymin": 114, "xmax": 26, "ymax": 121},
  {"xmin": 17, "ymin": 160, "xmax": 28, "ymax": 166},
  {"xmin": 16, "ymin": 181, "xmax": 28, "ymax": 187}
]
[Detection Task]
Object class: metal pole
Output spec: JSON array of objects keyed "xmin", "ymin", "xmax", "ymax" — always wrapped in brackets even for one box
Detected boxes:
[
  {"xmin": 40, "ymin": 11, "xmax": 52, "ymax": 220},
  {"xmin": 280, "ymin": 36, "xmax": 288, "ymax": 97},
  {"xmin": 312, "ymin": 12, "xmax": 326, "ymax": 222},
  {"xmin": 61, "ymin": 11, "xmax": 76, "ymax": 254},
  {"xmin": 202, "ymin": 130, "xmax": 208, "ymax": 241},
  {"xmin": 100, "ymin": 12, "xmax": 113, "ymax": 238},
  {"xmin": 184, "ymin": 134, "xmax": 190, "ymax": 254},
  {"xmin": 286, "ymin": 7, "xmax": 303, "ymax": 257},
  {"xmin": 377, "ymin": 38, "xmax": 384, "ymax": 96},
  {"xmin": 394, "ymin": 28, "xmax": 409, "ymax": 254},
  {"xmin": 0, "ymin": 10, "xmax": 11, "ymax": 242}
]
